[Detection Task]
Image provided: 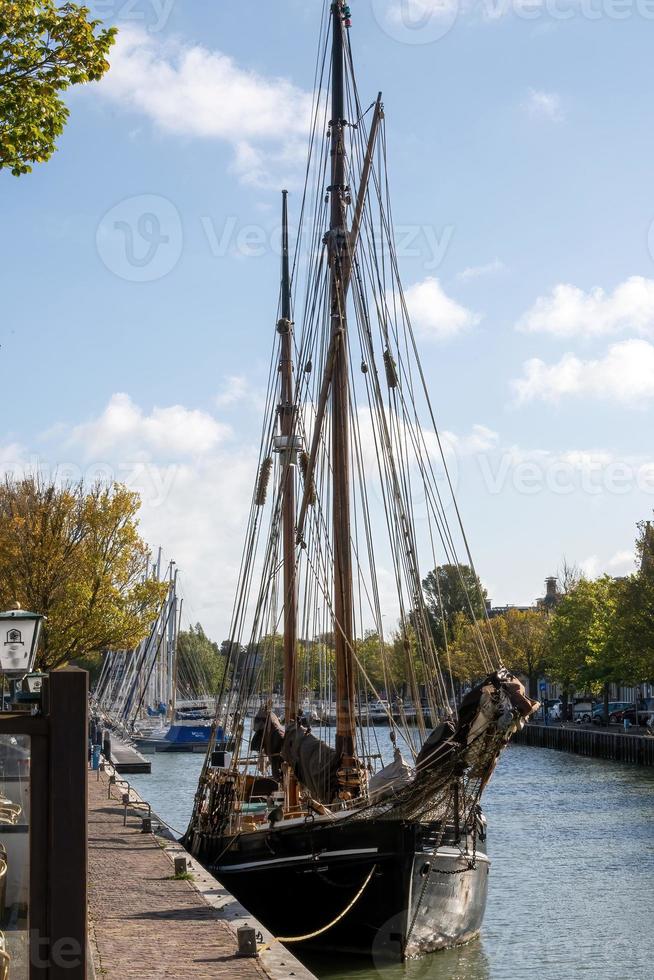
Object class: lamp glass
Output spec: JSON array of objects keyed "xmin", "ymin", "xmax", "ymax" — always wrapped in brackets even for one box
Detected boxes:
[{"xmin": 0, "ymin": 610, "xmax": 43, "ymax": 676}]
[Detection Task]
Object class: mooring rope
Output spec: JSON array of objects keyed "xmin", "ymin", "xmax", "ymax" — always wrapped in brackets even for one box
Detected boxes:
[{"xmin": 258, "ymin": 863, "xmax": 377, "ymax": 949}]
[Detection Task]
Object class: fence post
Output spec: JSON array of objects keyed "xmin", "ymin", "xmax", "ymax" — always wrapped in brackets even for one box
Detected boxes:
[{"xmin": 47, "ymin": 668, "xmax": 88, "ymax": 980}]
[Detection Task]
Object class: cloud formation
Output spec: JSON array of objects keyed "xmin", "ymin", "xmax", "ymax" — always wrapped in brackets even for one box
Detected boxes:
[
  {"xmin": 512, "ymin": 339, "xmax": 654, "ymax": 405},
  {"xmin": 457, "ymin": 259, "xmax": 506, "ymax": 282},
  {"xmin": 524, "ymin": 88, "xmax": 564, "ymax": 122},
  {"xmin": 69, "ymin": 393, "xmax": 231, "ymax": 458},
  {"xmin": 517, "ymin": 276, "xmax": 654, "ymax": 338},
  {"xmin": 402, "ymin": 277, "xmax": 481, "ymax": 340},
  {"xmin": 97, "ymin": 28, "xmax": 313, "ymax": 187}
]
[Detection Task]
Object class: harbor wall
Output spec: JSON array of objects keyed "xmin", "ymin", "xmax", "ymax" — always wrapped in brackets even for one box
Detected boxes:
[{"xmin": 513, "ymin": 724, "xmax": 654, "ymax": 766}]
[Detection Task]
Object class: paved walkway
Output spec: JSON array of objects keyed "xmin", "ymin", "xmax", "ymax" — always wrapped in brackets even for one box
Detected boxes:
[{"xmin": 87, "ymin": 773, "xmax": 266, "ymax": 980}]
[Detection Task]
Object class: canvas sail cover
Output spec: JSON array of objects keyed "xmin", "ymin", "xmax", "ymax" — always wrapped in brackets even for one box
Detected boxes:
[
  {"xmin": 281, "ymin": 721, "xmax": 340, "ymax": 803},
  {"xmin": 368, "ymin": 747, "xmax": 414, "ymax": 800}
]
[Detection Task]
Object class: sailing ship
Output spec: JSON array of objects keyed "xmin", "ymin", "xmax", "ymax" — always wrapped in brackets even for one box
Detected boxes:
[{"xmin": 185, "ymin": 1, "xmax": 538, "ymax": 960}]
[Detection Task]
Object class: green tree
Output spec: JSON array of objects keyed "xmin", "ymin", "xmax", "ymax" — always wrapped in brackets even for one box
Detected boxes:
[
  {"xmin": 176, "ymin": 623, "xmax": 226, "ymax": 697},
  {"xmin": 0, "ymin": 475, "xmax": 166, "ymax": 669},
  {"xmin": 0, "ymin": 1, "xmax": 115, "ymax": 175},
  {"xmin": 547, "ymin": 576, "xmax": 623, "ymax": 719},
  {"xmin": 449, "ymin": 612, "xmax": 500, "ymax": 687},
  {"xmin": 613, "ymin": 520, "xmax": 654, "ymax": 685},
  {"xmin": 422, "ymin": 564, "xmax": 487, "ymax": 647}
]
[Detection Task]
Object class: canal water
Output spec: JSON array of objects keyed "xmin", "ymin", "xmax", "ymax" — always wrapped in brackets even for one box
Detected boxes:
[{"xmin": 130, "ymin": 743, "xmax": 654, "ymax": 979}]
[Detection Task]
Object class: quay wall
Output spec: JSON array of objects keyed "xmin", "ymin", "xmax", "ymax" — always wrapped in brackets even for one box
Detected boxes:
[{"xmin": 512, "ymin": 724, "xmax": 654, "ymax": 767}]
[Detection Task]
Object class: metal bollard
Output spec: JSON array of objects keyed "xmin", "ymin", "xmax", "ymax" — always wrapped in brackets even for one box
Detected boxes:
[
  {"xmin": 237, "ymin": 926, "xmax": 258, "ymax": 958},
  {"xmin": 141, "ymin": 817, "xmax": 152, "ymax": 834},
  {"xmin": 174, "ymin": 857, "xmax": 188, "ymax": 876}
]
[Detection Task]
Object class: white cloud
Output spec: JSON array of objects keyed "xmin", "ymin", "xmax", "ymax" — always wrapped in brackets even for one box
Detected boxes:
[
  {"xmin": 517, "ymin": 277, "xmax": 654, "ymax": 339},
  {"xmin": 524, "ymin": 88, "xmax": 564, "ymax": 122},
  {"xmin": 53, "ymin": 393, "xmax": 255, "ymax": 639},
  {"xmin": 580, "ymin": 555, "xmax": 600, "ymax": 579},
  {"xmin": 443, "ymin": 425, "xmax": 499, "ymax": 455},
  {"xmin": 607, "ymin": 549, "xmax": 635, "ymax": 572},
  {"xmin": 97, "ymin": 28, "xmax": 312, "ymax": 187},
  {"xmin": 580, "ymin": 550, "xmax": 636, "ymax": 580},
  {"xmin": 512, "ymin": 339, "xmax": 654, "ymax": 405},
  {"xmin": 0, "ymin": 443, "xmax": 27, "ymax": 475},
  {"xmin": 402, "ymin": 277, "xmax": 481, "ymax": 340},
  {"xmin": 215, "ymin": 375, "xmax": 266, "ymax": 414},
  {"xmin": 215, "ymin": 375, "xmax": 250, "ymax": 408},
  {"xmin": 457, "ymin": 259, "xmax": 506, "ymax": 282},
  {"xmin": 70, "ymin": 393, "xmax": 231, "ymax": 458}
]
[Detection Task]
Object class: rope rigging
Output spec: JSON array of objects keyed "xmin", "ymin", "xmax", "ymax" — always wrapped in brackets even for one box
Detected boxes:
[{"xmin": 187, "ymin": 2, "xmax": 520, "ymax": 842}]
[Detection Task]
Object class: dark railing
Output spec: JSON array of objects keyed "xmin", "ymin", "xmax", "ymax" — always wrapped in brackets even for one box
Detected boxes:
[{"xmin": 513, "ymin": 723, "xmax": 654, "ymax": 766}]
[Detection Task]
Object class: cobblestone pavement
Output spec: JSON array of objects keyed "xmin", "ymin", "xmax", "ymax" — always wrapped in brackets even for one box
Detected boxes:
[{"xmin": 88, "ymin": 774, "xmax": 266, "ymax": 979}]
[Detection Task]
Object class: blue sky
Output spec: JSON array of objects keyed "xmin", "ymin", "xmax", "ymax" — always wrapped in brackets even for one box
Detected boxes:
[{"xmin": 3, "ymin": 0, "xmax": 654, "ymax": 639}]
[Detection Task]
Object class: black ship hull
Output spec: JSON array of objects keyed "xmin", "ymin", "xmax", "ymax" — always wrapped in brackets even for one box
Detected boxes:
[{"xmin": 188, "ymin": 815, "xmax": 489, "ymax": 960}]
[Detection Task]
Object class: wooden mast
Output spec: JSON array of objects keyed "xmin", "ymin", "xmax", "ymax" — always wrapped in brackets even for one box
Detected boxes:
[
  {"xmin": 329, "ymin": 2, "xmax": 358, "ymax": 792},
  {"xmin": 279, "ymin": 189, "xmax": 299, "ymax": 808}
]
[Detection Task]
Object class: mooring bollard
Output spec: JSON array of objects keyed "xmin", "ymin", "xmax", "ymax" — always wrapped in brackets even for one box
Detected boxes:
[
  {"xmin": 174, "ymin": 856, "xmax": 188, "ymax": 876},
  {"xmin": 141, "ymin": 817, "xmax": 152, "ymax": 833},
  {"xmin": 237, "ymin": 926, "xmax": 258, "ymax": 958}
]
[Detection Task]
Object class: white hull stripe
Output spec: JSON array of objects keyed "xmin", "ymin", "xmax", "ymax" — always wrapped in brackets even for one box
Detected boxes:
[
  {"xmin": 218, "ymin": 847, "xmax": 379, "ymax": 872},
  {"xmin": 419, "ymin": 846, "xmax": 491, "ymax": 864}
]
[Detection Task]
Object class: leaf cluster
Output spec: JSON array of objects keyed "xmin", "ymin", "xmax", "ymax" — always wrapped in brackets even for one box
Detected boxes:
[{"xmin": 0, "ymin": 1, "xmax": 116, "ymax": 174}]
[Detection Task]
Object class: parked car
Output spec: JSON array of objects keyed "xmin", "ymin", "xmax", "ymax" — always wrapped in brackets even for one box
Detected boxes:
[
  {"xmin": 591, "ymin": 701, "xmax": 633, "ymax": 726},
  {"xmin": 613, "ymin": 698, "xmax": 654, "ymax": 726},
  {"xmin": 573, "ymin": 700, "xmax": 595, "ymax": 723}
]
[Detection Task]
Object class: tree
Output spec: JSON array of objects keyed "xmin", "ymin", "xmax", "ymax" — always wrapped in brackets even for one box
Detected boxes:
[
  {"xmin": 547, "ymin": 576, "xmax": 623, "ymax": 720},
  {"xmin": 448, "ymin": 612, "xmax": 496, "ymax": 688},
  {"xmin": 0, "ymin": 476, "xmax": 166, "ymax": 669},
  {"xmin": 422, "ymin": 564, "xmax": 488, "ymax": 648},
  {"xmin": 0, "ymin": 1, "xmax": 115, "ymax": 175},
  {"xmin": 176, "ymin": 623, "xmax": 226, "ymax": 697},
  {"xmin": 499, "ymin": 609, "xmax": 550, "ymax": 699},
  {"xmin": 613, "ymin": 520, "xmax": 654, "ymax": 685}
]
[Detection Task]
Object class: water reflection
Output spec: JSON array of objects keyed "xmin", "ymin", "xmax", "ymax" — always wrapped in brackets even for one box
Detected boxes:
[
  {"xmin": 130, "ymin": 740, "xmax": 654, "ymax": 980},
  {"xmin": 306, "ymin": 937, "xmax": 491, "ymax": 979}
]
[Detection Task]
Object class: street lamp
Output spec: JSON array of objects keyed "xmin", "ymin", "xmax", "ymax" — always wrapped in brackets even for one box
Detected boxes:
[{"xmin": 0, "ymin": 606, "xmax": 44, "ymax": 677}]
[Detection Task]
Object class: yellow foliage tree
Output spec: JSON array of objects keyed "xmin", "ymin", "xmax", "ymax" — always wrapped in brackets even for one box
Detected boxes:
[{"xmin": 0, "ymin": 476, "xmax": 167, "ymax": 670}]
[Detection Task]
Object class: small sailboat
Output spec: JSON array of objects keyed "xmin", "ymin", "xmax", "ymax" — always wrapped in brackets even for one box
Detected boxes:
[
  {"xmin": 92, "ymin": 562, "xmax": 231, "ymax": 754},
  {"xmin": 185, "ymin": 1, "xmax": 537, "ymax": 960}
]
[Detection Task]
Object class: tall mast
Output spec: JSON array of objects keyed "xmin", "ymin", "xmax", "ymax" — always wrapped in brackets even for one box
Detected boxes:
[
  {"xmin": 278, "ymin": 190, "xmax": 298, "ymax": 806},
  {"xmin": 329, "ymin": 2, "xmax": 358, "ymax": 790}
]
